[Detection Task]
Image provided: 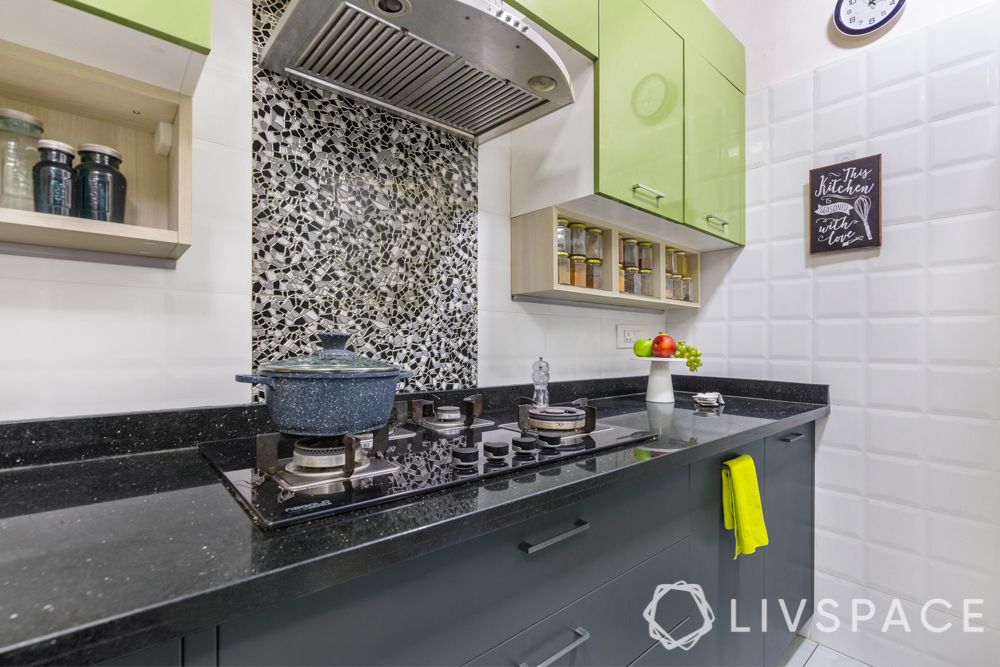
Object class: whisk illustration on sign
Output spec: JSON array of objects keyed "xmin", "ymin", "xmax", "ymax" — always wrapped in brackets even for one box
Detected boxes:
[{"xmin": 854, "ymin": 194, "xmax": 872, "ymax": 241}]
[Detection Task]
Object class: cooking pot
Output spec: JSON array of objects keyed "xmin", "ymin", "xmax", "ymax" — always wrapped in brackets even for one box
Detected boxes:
[{"xmin": 236, "ymin": 331, "xmax": 413, "ymax": 437}]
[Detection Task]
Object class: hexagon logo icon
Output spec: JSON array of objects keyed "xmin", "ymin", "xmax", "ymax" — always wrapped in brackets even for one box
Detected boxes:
[{"xmin": 643, "ymin": 581, "xmax": 715, "ymax": 651}]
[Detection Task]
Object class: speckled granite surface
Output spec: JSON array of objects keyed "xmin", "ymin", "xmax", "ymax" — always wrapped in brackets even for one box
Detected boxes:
[{"xmin": 0, "ymin": 380, "xmax": 828, "ymax": 665}]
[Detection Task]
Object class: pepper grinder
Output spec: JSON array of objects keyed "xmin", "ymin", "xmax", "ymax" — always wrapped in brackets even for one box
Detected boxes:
[{"xmin": 532, "ymin": 357, "xmax": 550, "ymax": 407}]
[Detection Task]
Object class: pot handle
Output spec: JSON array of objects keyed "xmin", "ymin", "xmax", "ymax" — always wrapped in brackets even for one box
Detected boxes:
[{"xmin": 235, "ymin": 373, "xmax": 273, "ymax": 387}]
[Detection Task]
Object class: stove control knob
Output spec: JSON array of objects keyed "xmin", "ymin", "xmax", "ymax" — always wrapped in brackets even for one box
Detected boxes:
[
  {"xmin": 452, "ymin": 446, "xmax": 479, "ymax": 465},
  {"xmin": 484, "ymin": 442, "xmax": 510, "ymax": 459},
  {"xmin": 512, "ymin": 435, "xmax": 539, "ymax": 454}
]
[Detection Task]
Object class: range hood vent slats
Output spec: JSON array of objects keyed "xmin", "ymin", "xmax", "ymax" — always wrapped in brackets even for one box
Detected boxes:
[{"xmin": 262, "ymin": 0, "xmax": 573, "ymax": 141}]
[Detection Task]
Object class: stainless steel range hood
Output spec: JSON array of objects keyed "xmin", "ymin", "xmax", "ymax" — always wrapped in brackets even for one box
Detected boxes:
[{"xmin": 260, "ymin": 0, "xmax": 574, "ymax": 142}]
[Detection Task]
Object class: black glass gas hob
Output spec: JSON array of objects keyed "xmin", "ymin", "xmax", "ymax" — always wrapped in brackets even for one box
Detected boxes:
[{"xmin": 199, "ymin": 397, "xmax": 657, "ymax": 529}]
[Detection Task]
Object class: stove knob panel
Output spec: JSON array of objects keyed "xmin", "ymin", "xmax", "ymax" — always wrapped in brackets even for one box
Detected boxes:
[
  {"xmin": 452, "ymin": 446, "xmax": 480, "ymax": 464},
  {"xmin": 483, "ymin": 441, "xmax": 510, "ymax": 459}
]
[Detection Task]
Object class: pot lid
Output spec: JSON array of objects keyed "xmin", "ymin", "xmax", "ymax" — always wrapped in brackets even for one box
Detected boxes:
[{"xmin": 259, "ymin": 332, "xmax": 400, "ymax": 374}]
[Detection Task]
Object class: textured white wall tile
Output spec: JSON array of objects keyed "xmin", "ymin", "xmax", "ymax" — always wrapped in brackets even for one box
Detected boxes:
[
  {"xmin": 929, "ymin": 212, "xmax": 1000, "ymax": 265},
  {"xmin": 728, "ymin": 282, "xmax": 768, "ymax": 320},
  {"xmin": 769, "ymin": 156, "xmax": 811, "ymax": 201},
  {"xmin": 865, "ymin": 543, "xmax": 927, "ymax": 600},
  {"xmin": 866, "ymin": 499, "xmax": 926, "ymax": 552},
  {"xmin": 928, "ymin": 2, "xmax": 1000, "ymax": 71},
  {"xmin": 816, "ymin": 488, "xmax": 865, "ymax": 537},
  {"xmin": 866, "ymin": 452, "xmax": 926, "ymax": 505},
  {"xmin": 769, "ymin": 279, "xmax": 813, "ymax": 319},
  {"xmin": 927, "ymin": 366, "xmax": 999, "ymax": 419},
  {"xmin": 881, "ymin": 173, "xmax": 929, "ymax": 225},
  {"xmin": 815, "ymin": 528, "xmax": 865, "ymax": 581},
  {"xmin": 926, "ymin": 415, "xmax": 999, "ymax": 470},
  {"xmin": 927, "ymin": 316, "xmax": 999, "ymax": 366},
  {"xmin": 768, "ymin": 198, "xmax": 806, "ymax": 241},
  {"xmin": 929, "ymin": 109, "xmax": 1000, "ymax": 169},
  {"xmin": 927, "ymin": 512, "xmax": 1000, "ymax": 573},
  {"xmin": 745, "ymin": 204, "xmax": 769, "ymax": 245},
  {"xmin": 746, "ymin": 91, "xmax": 769, "ymax": 130},
  {"xmin": 867, "ymin": 407, "xmax": 928, "ymax": 458},
  {"xmin": 746, "ymin": 166, "xmax": 770, "ymax": 207},
  {"xmin": 767, "ymin": 359, "xmax": 812, "ymax": 383},
  {"xmin": 728, "ymin": 244, "xmax": 769, "ymax": 282},
  {"xmin": 814, "ymin": 98, "xmax": 867, "ymax": 150},
  {"xmin": 814, "ymin": 319, "xmax": 866, "ymax": 362},
  {"xmin": 867, "ymin": 318, "xmax": 926, "ymax": 364},
  {"xmin": 815, "ymin": 275, "xmax": 866, "ymax": 319},
  {"xmin": 929, "ymin": 264, "xmax": 1000, "ymax": 316},
  {"xmin": 769, "ymin": 73, "xmax": 814, "ymax": 122},
  {"xmin": 816, "ymin": 447, "xmax": 865, "ymax": 494},
  {"xmin": 816, "ymin": 57, "xmax": 867, "ymax": 107},
  {"xmin": 867, "ymin": 222, "xmax": 928, "ymax": 273},
  {"xmin": 813, "ymin": 361, "xmax": 866, "ymax": 406},
  {"xmin": 868, "ymin": 126, "xmax": 928, "ymax": 178},
  {"xmin": 867, "ymin": 364, "xmax": 926, "ymax": 412},
  {"xmin": 868, "ymin": 79, "xmax": 927, "ymax": 137},
  {"xmin": 867, "ymin": 29, "xmax": 928, "ymax": 89},
  {"xmin": 928, "ymin": 57, "xmax": 1000, "ymax": 120},
  {"xmin": 821, "ymin": 405, "xmax": 866, "ymax": 450},
  {"xmin": 746, "ymin": 126, "xmax": 770, "ymax": 169},
  {"xmin": 770, "ymin": 114, "xmax": 813, "ymax": 161},
  {"xmin": 768, "ymin": 321, "xmax": 813, "ymax": 360},
  {"xmin": 768, "ymin": 238, "xmax": 809, "ymax": 280},
  {"xmin": 928, "ymin": 159, "xmax": 1000, "ymax": 218},
  {"xmin": 926, "ymin": 463, "xmax": 1000, "ymax": 523},
  {"xmin": 478, "ymin": 134, "xmax": 511, "ymax": 217},
  {"xmin": 728, "ymin": 321, "xmax": 767, "ymax": 358},
  {"xmin": 867, "ymin": 270, "xmax": 927, "ymax": 317}
]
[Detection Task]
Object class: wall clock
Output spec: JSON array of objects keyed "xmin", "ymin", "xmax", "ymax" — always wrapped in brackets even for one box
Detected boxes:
[{"xmin": 834, "ymin": 0, "xmax": 905, "ymax": 36}]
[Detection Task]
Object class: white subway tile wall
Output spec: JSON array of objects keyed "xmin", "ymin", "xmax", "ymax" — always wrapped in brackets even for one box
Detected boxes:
[
  {"xmin": 476, "ymin": 134, "xmax": 667, "ymax": 387},
  {"xmin": 670, "ymin": 4, "xmax": 1000, "ymax": 663},
  {"xmin": 0, "ymin": 0, "xmax": 253, "ymax": 420}
]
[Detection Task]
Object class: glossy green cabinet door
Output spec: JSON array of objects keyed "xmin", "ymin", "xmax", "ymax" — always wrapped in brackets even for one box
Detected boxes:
[
  {"xmin": 684, "ymin": 46, "xmax": 745, "ymax": 245},
  {"xmin": 596, "ymin": 0, "xmax": 684, "ymax": 222},
  {"xmin": 56, "ymin": 0, "xmax": 211, "ymax": 54},
  {"xmin": 507, "ymin": 0, "xmax": 599, "ymax": 59}
]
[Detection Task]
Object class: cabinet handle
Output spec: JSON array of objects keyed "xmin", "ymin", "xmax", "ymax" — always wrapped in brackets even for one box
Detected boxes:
[
  {"xmin": 706, "ymin": 214, "xmax": 730, "ymax": 228},
  {"xmin": 518, "ymin": 519, "xmax": 589, "ymax": 554},
  {"xmin": 780, "ymin": 432, "xmax": 805, "ymax": 443},
  {"xmin": 517, "ymin": 626, "xmax": 591, "ymax": 667},
  {"xmin": 632, "ymin": 183, "xmax": 665, "ymax": 201}
]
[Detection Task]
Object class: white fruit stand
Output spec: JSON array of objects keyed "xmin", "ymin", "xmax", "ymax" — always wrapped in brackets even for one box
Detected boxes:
[{"xmin": 635, "ymin": 357, "xmax": 687, "ymax": 403}]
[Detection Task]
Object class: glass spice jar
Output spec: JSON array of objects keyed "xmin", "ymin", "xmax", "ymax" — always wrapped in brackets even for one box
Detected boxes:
[
  {"xmin": 0, "ymin": 108, "xmax": 43, "ymax": 211},
  {"xmin": 75, "ymin": 143, "xmax": 127, "ymax": 223},
  {"xmin": 586, "ymin": 227, "xmax": 604, "ymax": 260},
  {"xmin": 618, "ymin": 263, "xmax": 624, "ymax": 292},
  {"xmin": 568, "ymin": 222, "xmax": 587, "ymax": 256},
  {"xmin": 557, "ymin": 251, "xmax": 570, "ymax": 285},
  {"xmin": 675, "ymin": 251, "xmax": 689, "ymax": 277},
  {"xmin": 638, "ymin": 241, "xmax": 653, "ymax": 270},
  {"xmin": 639, "ymin": 268, "xmax": 653, "ymax": 296},
  {"xmin": 556, "ymin": 218, "xmax": 569, "ymax": 254},
  {"xmin": 622, "ymin": 238, "xmax": 638, "ymax": 268},
  {"xmin": 570, "ymin": 254, "xmax": 587, "ymax": 287},
  {"xmin": 663, "ymin": 271, "xmax": 674, "ymax": 300},
  {"xmin": 624, "ymin": 266, "xmax": 640, "ymax": 294},
  {"xmin": 664, "ymin": 247, "xmax": 677, "ymax": 275},
  {"xmin": 682, "ymin": 276, "xmax": 694, "ymax": 302},
  {"xmin": 672, "ymin": 274, "xmax": 684, "ymax": 298},
  {"xmin": 586, "ymin": 258, "xmax": 603, "ymax": 289},
  {"xmin": 33, "ymin": 139, "xmax": 76, "ymax": 216}
]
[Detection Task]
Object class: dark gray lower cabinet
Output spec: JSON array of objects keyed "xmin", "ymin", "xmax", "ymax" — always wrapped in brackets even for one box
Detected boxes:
[
  {"xmin": 762, "ymin": 426, "xmax": 815, "ymax": 666},
  {"xmin": 101, "ymin": 426, "xmax": 816, "ymax": 667},
  {"xmin": 217, "ymin": 466, "xmax": 689, "ymax": 666}
]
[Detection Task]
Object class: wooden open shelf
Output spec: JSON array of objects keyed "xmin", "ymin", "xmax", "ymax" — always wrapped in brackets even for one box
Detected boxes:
[
  {"xmin": 0, "ymin": 40, "xmax": 191, "ymax": 260},
  {"xmin": 511, "ymin": 207, "xmax": 702, "ymax": 311}
]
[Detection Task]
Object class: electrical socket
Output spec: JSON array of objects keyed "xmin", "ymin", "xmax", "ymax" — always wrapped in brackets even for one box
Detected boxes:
[{"xmin": 616, "ymin": 324, "xmax": 645, "ymax": 349}]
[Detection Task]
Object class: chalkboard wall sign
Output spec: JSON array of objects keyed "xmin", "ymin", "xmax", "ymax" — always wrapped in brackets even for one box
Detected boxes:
[{"xmin": 809, "ymin": 154, "xmax": 882, "ymax": 254}]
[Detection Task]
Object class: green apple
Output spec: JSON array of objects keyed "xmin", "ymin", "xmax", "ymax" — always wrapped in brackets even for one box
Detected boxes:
[{"xmin": 632, "ymin": 338, "xmax": 653, "ymax": 357}]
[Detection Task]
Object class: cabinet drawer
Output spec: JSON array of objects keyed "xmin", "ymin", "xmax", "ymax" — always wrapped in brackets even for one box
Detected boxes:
[
  {"xmin": 218, "ymin": 466, "xmax": 689, "ymax": 666},
  {"xmin": 469, "ymin": 538, "xmax": 692, "ymax": 667}
]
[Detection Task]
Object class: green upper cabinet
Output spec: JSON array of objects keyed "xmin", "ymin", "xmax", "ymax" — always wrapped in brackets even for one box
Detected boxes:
[
  {"xmin": 55, "ymin": 0, "xmax": 211, "ymax": 54},
  {"xmin": 642, "ymin": 0, "xmax": 745, "ymax": 92},
  {"xmin": 595, "ymin": 0, "xmax": 684, "ymax": 223},
  {"xmin": 684, "ymin": 46, "xmax": 745, "ymax": 245},
  {"xmin": 507, "ymin": 0, "xmax": 599, "ymax": 60}
]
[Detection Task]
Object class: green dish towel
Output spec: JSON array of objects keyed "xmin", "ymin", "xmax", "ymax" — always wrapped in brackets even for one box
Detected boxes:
[{"xmin": 722, "ymin": 454, "xmax": 769, "ymax": 559}]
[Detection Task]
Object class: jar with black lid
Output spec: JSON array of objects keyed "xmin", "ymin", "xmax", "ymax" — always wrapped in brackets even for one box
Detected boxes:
[
  {"xmin": 33, "ymin": 140, "xmax": 76, "ymax": 216},
  {"xmin": 75, "ymin": 143, "xmax": 126, "ymax": 223}
]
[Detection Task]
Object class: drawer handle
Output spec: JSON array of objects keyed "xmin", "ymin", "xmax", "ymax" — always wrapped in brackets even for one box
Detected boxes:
[
  {"xmin": 780, "ymin": 432, "xmax": 805, "ymax": 443},
  {"xmin": 517, "ymin": 626, "xmax": 590, "ymax": 667},
  {"xmin": 518, "ymin": 519, "xmax": 589, "ymax": 555},
  {"xmin": 632, "ymin": 183, "xmax": 665, "ymax": 201},
  {"xmin": 706, "ymin": 214, "xmax": 730, "ymax": 228}
]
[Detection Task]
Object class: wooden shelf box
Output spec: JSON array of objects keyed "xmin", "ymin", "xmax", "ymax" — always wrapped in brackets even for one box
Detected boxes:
[
  {"xmin": 0, "ymin": 40, "xmax": 192, "ymax": 260},
  {"xmin": 511, "ymin": 207, "xmax": 701, "ymax": 311}
]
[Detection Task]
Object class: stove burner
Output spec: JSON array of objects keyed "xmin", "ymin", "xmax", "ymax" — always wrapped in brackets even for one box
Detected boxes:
[
  {"xmin": 436, "ymin": 405, "xmax": 462, "ymax": 422},
  {"xmin": 526, "ymin": 406, "xmax": 587, "ymax": 431}
]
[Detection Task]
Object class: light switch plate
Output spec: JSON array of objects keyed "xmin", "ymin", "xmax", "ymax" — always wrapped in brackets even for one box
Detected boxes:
[{"xmin": 616, "ymin": 324, "xmax": 645, "ymax": 349}]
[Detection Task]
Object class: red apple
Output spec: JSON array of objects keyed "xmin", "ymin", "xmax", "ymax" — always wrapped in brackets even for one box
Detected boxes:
[{"xmin": 651, "ymin": 332, "xmax": 677, "ymax": 358}]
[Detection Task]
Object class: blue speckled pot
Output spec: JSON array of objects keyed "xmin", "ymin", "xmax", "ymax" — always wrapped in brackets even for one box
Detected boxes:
[{"xmin": 236, "ymin": 332, "xmax": 413, "ymax": 437}]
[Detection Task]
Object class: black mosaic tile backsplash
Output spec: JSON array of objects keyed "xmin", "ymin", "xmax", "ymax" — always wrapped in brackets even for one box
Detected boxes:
[{"xmin": 252, "ymin": 0, "xmax": 479, "ymax": 394}]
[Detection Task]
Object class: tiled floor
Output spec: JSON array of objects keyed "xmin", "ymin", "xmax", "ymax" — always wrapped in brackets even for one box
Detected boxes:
[{"xmin": 779, "ymin": 637, "xmax": 870, "ymax": 667}]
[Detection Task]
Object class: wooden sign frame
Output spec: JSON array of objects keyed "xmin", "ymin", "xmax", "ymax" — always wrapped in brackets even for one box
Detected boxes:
[{"xmin": 808, "ymin": 154, "xmax": 882, "ymax": 254}]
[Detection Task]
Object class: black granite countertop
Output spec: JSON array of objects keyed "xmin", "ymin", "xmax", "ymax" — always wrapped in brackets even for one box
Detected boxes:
[{"xmin": 0, "ymin": 383, "xmax": 828, "ymax": 665}]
